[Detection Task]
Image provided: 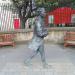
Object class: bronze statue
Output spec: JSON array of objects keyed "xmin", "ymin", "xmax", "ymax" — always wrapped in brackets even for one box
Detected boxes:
[{"xmin": 25, "ymin": 0, "xmax": 50, "ymax": 68}]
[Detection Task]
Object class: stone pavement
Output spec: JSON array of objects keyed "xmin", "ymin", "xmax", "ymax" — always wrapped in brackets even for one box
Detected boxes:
[{"xmin": 0, "ymin": 44, "xmax": 75, "ymax": 75}]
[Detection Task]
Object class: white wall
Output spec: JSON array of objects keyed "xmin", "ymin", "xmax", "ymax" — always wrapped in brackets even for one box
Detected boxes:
[
  {"xmin": 0, "ymin": 0, "xmax": 14, "ymax": 31},
  {"xmin": 71, "ymin": 14, "xmax": 75, "ymax": 23},
  {"xmin": 48, "ymin": 15, "xmax": 54, "ymax": 24},
  {"xmin": 0, "ymin": 0, "xmax": 12, "ymax": 4},
  {"xmin": 0, "ymin": 9, "xmax": 14, "ymax": 31}
]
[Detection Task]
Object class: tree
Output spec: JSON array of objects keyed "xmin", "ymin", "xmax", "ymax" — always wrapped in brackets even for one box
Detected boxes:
[
  {"xmin": 12, "ymin": 0, "xmax": 75, "ymax": 29},
  {"xmin": 36, "ymin": 0, "xmax": 75, "ymax": 11},
  {"xmin": 12, "ymin": 0, "xmax": 37, "ymax": 29},
  {"xmin": 35, "ymin": 0, "xmax": 59, "ymax": 12}
]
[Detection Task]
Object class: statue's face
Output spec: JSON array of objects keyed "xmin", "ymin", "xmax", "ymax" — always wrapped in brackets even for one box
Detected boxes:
[
  {"xmin": 41, "ymin": 8, "xmax": 46, "ymax": 16},
  {"xmin": 37, "ymin": 8, "xmax": 46, "ymax": 17}
]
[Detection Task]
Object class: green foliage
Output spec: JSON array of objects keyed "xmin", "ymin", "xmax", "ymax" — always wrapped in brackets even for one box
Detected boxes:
[
  {"xmin": 35, "ymin": 0, "xmax": 75, "ymax": 11},
  {"xmin": 35, "ymin": 0, "xmax": 58, "ymax": 12},
  {"xmin": 12, "ymin": 0, "xmax": 24, "ymax": 7}
]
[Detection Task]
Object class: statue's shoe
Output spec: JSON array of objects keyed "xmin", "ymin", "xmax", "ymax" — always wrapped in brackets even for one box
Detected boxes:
[
  {"xmin": 42, "ymin": 64, "xmax": 52, "ymax": 69},
  {"xmin": 24, "ymin": 60, "xmax": 32, "ymax": 67}
]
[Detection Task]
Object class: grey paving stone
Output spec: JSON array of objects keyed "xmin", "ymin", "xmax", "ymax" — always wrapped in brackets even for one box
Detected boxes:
[{"xmin": 0, "ymin": 44, "xmax": 75, "ymax": 75}]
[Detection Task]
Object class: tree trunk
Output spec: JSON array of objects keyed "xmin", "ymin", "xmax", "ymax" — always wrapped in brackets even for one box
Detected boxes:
[{"xmin": 20, "ymin": 19, "xmax": 25, "ymax": 29}]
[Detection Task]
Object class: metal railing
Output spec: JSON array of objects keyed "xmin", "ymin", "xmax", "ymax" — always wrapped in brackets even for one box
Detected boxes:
[{"xmin": 0, "ymin": 3, "xmax": 18, "ymax": 31}]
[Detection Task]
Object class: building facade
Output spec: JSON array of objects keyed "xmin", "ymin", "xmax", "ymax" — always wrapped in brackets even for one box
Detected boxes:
[
  {"xmin": 45, "ymin": 7, "xmax": 75, "ymax": 27},
  {"xmin": 0, "ymin": 0, "xmax": 20, "ymax": 31}
]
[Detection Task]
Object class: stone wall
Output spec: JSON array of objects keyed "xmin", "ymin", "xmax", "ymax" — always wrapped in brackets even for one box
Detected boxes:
[
  {"xmin": 14, "ymin": 31, "xmax": 65, "ymax": 44},
  {"xmin": 1, "ymin": 27, "xmax": 75, "ymax": 44},
  {"xmin": 44, "ymin": 31, "xmax": 65, "ymax": 43},
  {"xmin": 15, "ymin": 32, "xmax": 33, "ymax": 42},
  {"xmin": 2, "ymin": 27, "xmax": 75, "ymax": 44}
]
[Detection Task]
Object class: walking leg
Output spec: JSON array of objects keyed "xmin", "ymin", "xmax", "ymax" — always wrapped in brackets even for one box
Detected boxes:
[
  {"xmin": 39, "ymin": 44, "xmax": 47, "ymax": 66},
  {"xmin": 24, "ymin": 49, "xmax": 39, "ymax": 66},
  {"xmin": 30, "ymin": 50, "xmax": 39, "ymax": 59},
  {"xmin": 39, "ymin": 44, "xmax": 51, "ymax": 68}
]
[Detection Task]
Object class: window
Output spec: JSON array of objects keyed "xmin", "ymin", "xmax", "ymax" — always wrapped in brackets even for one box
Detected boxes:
[
  {"xmin": 48, "ymin": 15, "xmax": 54, "ymax": 24},
  {"xmin": 71, "ymin": 14, "xmax": 75, "ymax": 24}
]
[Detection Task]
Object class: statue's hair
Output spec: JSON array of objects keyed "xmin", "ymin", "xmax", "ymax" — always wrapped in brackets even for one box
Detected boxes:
[
  {"xmin": 37, "ymin": 8, "xmax": 45, "ymax": 12},
  {"xmin": 36, "ymin": 7, "xmax": 45, "ymax": 15}
]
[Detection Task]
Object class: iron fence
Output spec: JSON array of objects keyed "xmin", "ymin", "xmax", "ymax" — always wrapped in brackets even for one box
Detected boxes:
[{"xmin": 0, "ymin": 3, "xmax": 19, "ymax": 31}]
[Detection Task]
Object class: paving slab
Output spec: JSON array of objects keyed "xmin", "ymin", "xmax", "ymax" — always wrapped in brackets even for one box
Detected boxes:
[{"xmin": 0, "ymin": 44, "xmax": 75, "ymax": 75}]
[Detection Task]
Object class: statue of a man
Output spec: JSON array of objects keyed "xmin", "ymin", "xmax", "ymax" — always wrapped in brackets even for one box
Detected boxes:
[
  {"xmin": 25, "ymin": 7, "xmax": 49, "ymax": 68},
  {"xmin": 25, "ymin": 8, "xmax": 48, "ymax": 67}
]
